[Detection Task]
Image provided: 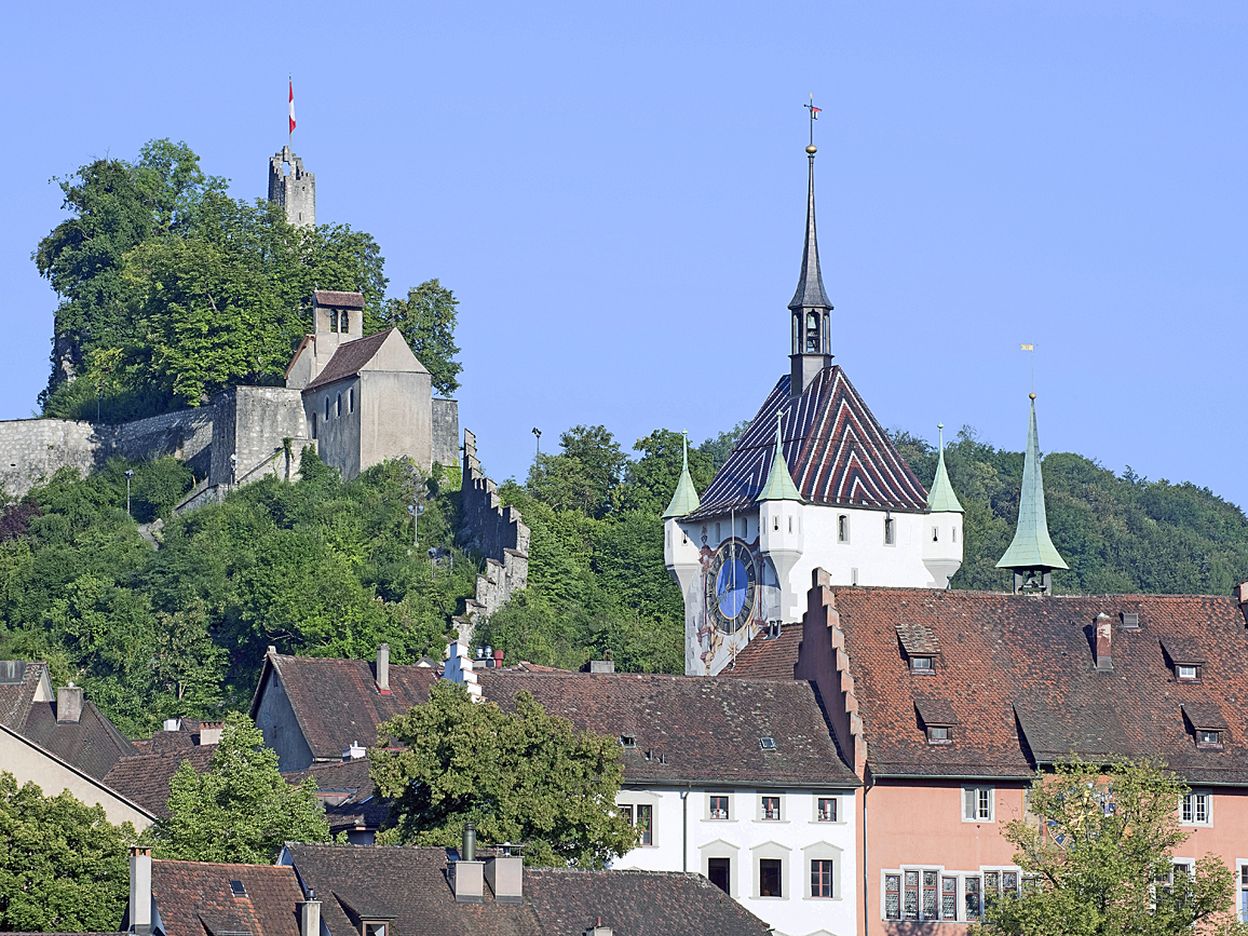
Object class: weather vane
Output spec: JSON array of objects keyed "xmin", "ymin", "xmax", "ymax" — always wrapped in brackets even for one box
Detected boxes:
[{"xmin": 804, "ymin": 93, "xmax": 822, "ymax": 148}]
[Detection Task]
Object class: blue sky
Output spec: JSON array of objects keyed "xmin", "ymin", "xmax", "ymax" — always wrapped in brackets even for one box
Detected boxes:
[{"xmin": 3, "ymin": 1, "xmax": 1246, "ymax": 509}]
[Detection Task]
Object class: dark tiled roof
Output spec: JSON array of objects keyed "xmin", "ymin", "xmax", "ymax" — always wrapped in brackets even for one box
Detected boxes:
[
  {"xmin": 103, "ymin": 746, "xmax": 216, "ymax": 818},
  {"xmin": 786, "ymin": 588, "xmax": 1248, "ymax": 782},
  {"xmin": 286, "ymin": 844, "xmax": 771, "ymax": 936},
  {"xmin": 1161, "ymin": 637, "xmax": 1206, "ymax": 666},
  {"xmin": 304, "ymin": 330, "xmax": 394, "ymax": 391},
  {"xmin": 287, "ymin": 757, "xmax": 389, "ymax": 832},
  {"xmin": 0, "ymin": 660, "xmax": 43, "ymax": 725},
  {"xmin": 915, "ymin": 697, "xmax": 959, "ymax": 727},
  {"xmin": 251, "ymin": 654, "xmax": 438, "ymax": 761},
  {"xmin": 150, "ymin": 860, "xmax": 302, "ymax": 936},
  {"xmin": 477, "ymin": 668, "xmax": 858, "ymax": 788},
  {"xmin": 896, "ymin": 621, "xmax": 940, "ymax": 656},
  {"xmin": 689, "ymin": 366, "xmax": 929, "ymax": 518},
  {"xmin": 1182, "ymin": 702, "xmax": 1228, "ymax": 731},
  {"xmin": 312, "ymin": 290, "xmax": 365, "ymax": 309}
]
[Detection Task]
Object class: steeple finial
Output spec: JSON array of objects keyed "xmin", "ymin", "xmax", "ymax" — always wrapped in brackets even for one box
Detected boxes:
[
  {"xmin": 789, "ymin": 98, "xmax": 834, "ymax": 397},
  {"xmin": 926, "ymin": 423, "xmax": 963, "ymax": 514},
  {"xmin": 757, "ymin": 412, "xmax": 803, "ymax": 503},
  {"xmin": 996, "ymin": 395, "xmax": 1068, "ymax": 593},
  {"xmin": 789, "ymin": 102, "xmax": 832, "ymax": 314},
  {"xmin": 663, "ymin": 431, "xmax": 701, "ymax": 519}
]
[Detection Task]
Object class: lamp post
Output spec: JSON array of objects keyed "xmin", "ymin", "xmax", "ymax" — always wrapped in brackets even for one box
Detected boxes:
[
  {"xmin": 407, "ymin": 502, "xmax": 424, "ymax": 546},
  {"xmin": 531, "ymin": 427, "xmax": 541, "ymax": 457},
  {"xmin": 229, "ymin": 453, "xmax": 238, "ymax": 487},
  {"xmin": 124, "ymin": 469, "xmax": 134, "ymax": 517}
]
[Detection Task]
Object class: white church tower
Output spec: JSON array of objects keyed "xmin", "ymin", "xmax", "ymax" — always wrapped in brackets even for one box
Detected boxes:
[{"xmin": 664, "ymin": 136, "xmax": 964, "ymax": 676}]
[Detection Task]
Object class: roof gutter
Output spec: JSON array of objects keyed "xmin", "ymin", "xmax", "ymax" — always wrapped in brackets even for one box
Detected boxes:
[{"xmin": 624, "ymin": 776, "xmax": 861, "ymax": 790}]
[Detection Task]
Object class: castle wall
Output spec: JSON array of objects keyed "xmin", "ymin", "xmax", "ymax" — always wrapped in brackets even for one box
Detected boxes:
[
  {"xmin": 212, "ymin": 385, "xmax": 310, "ymax": 486},
  {"xmin": 431, "ymin": 398, "xmax": 459, "ymax": 467}
]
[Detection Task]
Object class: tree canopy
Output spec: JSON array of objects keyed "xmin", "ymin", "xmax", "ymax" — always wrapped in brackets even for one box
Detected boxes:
[
  {"xmin": 149, "ymin": 713, "xmax": 329, "ymax": 863},
  {"xmin": 378, "ymin": 279, "xmax": 463, "ymax": 396},
  {"xmin": 972, "ymin": 760, "xmax": 1248, "ymax": 936},
  {"xmin": 370, "ymin": 682, "xmax": 637, "ymax": 867},
  {"xmin": 0, "ymin": 772, "xmax": 135, "ymax": 933}
]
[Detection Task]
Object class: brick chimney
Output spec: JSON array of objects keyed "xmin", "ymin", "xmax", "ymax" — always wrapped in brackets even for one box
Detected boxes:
[
  {"xmin": 1094, "ymin": 613, "xmax": 1113, "ymax": 671},
  {"xmin": 299, "ymin": 890, "xmax": 321, "ymax": 936},
  {"xmin": 57, "ymin": 682, "xmax": 83, "ymax": 724},
  {"xmin": 452, "ymin": 824, "xmax": 484, "ymax": 903},
  {"xmin": 582, "ymin": 921, "xmax": 613, "ymax": 936},
  {"xmin": 485, "ymin": 845, "xmax": 523, "ymax": 903},
  {"xmin": 376, "ymin": 644, "xmax": 390, "ymax": 695},
  {"xmin": 129, "ymin": 845, "xmax": 152, "ymax": 936}
]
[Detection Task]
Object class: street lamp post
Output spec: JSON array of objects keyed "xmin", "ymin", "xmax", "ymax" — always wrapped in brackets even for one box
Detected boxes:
[
  {"xmin": 407, "ymin": 502, "xmax": 424, "ymax": 546},
  {"xmin": 532, "ymin": 427, "xmax": 542, "ymax": 457},
  {"xmin": 124, "ymin": 469, "xmax": 134, "ymax": 517},
  {"xmin": 229, "ymin": 453, "xmax": 238, "ymax": 487}
]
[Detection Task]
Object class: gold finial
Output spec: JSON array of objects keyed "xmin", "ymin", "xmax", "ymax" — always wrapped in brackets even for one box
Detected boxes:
[
  {"xmin": 806, "ymin": 144, "xmax": 817, "ymax": 155},
  {"xmin": 1029, "ymin": 392, "xmax": 1037, "ymax": 401}
]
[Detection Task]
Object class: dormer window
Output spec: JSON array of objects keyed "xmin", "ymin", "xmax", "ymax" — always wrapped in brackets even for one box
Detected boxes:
[
  {"xmin": 916, "ymin": 698, "xmax": 958, "ymax": 746},
  {"xmin": 1198, "ymin": 729, "xmax": 1223, "ymax": 750},
  {"xmin": 1182, "ymin": 703, "xmax": 1227, "ymax": 752},
  {"xmin": 363, "ymin": 923, "xmax": 387, "ymax": 936},
  {"xmin": 927, "ymin": 725, "xmax": 953, "ymax": 745},
  {"xmin": 1162, "ymin": 639, "xmax": 1206, "ymax": 683},
  {"xmin": 1177, "ymin": 664, "xmax": 1200, "ymax": 681},
  {"xmin": 910, "ymin": 655, "xmax": 935, "ymax": 674}
]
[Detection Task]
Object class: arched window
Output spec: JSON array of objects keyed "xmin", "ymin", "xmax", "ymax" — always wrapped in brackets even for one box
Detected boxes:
[
  {"xmin": 837, "ymin": 515, "xmax": 849, "ymax": 543},
  {"xmin": 348, "ymin": 387, "xmax": 355, "ymax": 413},
  {"xmin": 336, "ymin": 393, "xmax": 342, "ymax": 417},
  {"xmin": 806, "ymin": 311, "xmax": 819, "ymax": 352},
  {"xmin": 324, "ymin": 397, "xmax": 331, "ymax": 420}
]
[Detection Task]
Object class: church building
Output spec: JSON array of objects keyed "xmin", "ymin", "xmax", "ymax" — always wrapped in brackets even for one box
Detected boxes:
[{"xmin": 664, "ymin": 140, "xmax": 964, "ymax": 676}]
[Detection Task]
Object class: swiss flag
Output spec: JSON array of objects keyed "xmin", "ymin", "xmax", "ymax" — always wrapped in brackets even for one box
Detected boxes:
[{"xmin": 289, "ymin": 79, "xmax": 297, "ymax": 135}]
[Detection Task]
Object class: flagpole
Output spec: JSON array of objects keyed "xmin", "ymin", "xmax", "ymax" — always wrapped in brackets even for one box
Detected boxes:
[{"xmin": 288, "ymin": 75, "xmax": 292, "ymax": 152}]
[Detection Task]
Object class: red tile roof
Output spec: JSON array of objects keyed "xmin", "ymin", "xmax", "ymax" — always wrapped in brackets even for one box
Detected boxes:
[
  {"xmin": 690, "ymin": 366, "xmax": 929, "ymax": 517},
  {"xmin": 739, "ymin": 587, "xmax": 1248, "ymax": 783},
  {"xmin": 303, "ymin": 330, "xmax": 394, "ymax": 391},
  {"xmin": 103, "ymin": 746, "xmax": 216, "ymax": 818},
  {"xmin": 150, "ymin": 860, "xmax": 302, "ymax": 936},
  {"xmin": 251, "ymin": 654, "xmax": 438, "ymax": 761},
  {"xmin": 722, "ymin": 626, "xmax": 802, "ymax": 680},
  {"xmin": 477, "ymin": 668, "xmax": 858, "ymax": 788}
]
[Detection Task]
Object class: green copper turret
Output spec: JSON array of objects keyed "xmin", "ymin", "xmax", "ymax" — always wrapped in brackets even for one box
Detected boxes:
[
  {"xmin": 757, "ymin": 412, "xmax": 803, "ymax": 503},
  {"xmin": 996, "ymin": 394, "xmax": 1068, "ymax": 593},
  {"xmin": 925, "ymin": 423, "xmax": 963, "ymax": 514},
  {"xmin": 663, "ymin": 432, "xmax": 702, "ymax": 519}
]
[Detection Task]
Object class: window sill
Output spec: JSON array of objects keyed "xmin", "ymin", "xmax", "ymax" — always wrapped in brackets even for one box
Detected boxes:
[
  {"xmin": 756, "ymin": 818, "xmax": 789, "ymax": 824},
  {"xmin": 961, "ymin": 817, "xmax": 996, "ymax": 824},
  {"xmin": 803, "ymin": 895, "xmax": 842, "ymax": 902}
]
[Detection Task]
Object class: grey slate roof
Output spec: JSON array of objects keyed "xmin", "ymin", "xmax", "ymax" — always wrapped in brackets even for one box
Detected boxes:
[{"xmin": 286, "ymin": 844, "xmax": 772, "ymax": 936}]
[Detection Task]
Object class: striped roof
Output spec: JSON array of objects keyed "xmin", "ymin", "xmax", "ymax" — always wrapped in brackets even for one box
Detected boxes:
[{"xmin": 688, "ymin": 366, "xmax": 929, "ymax": 519}]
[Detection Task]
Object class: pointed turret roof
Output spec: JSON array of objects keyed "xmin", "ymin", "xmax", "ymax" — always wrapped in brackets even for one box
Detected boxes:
[
  {"xmin": 788, "ymin": 145, "xmax": 832, "ymax": 312},
  {"xmin": 926, "ymin": 424, "xmax": 963, "ymax": 514},
  {"xmin": 997, "ymin": 395, "xmax": 1069, "ymax": 572},
  {"xmin": 663, "ymin": 433, "xmax": 702, "ymax": 519},
  {"xmin": 757, "ymin": 412, "xmax": 803, "ymax": 503}
]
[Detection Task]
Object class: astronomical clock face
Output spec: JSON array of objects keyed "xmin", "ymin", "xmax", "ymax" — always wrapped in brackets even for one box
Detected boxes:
[{"xmin": 704, "ymin": 538, "xmax": 758, "ymax": 634}]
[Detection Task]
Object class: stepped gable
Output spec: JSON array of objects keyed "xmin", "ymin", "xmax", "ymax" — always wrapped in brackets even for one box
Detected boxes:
[
  {"xmin": 250, "ymin": 653, "xmax": 438, "ymax": 760},
  {"xmin": 476, "ymin": 667, "xmax": 857, "ymax": 788},
  {"xmin": 689, "ymin": 366, "xmax": 929, "ymax": 519},
  {"xmin": 148, "ymin": 860, "xmax": 302, "ymax": 936},
  {"xmin": 732, "ymin": 587, "xmax": 1248, "ymax": 783}
]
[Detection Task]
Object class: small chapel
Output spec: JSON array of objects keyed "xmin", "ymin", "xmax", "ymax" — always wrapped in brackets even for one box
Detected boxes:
[{"xmin": 663, "ymin": 139, "xmax": 965, "ymax": 676}]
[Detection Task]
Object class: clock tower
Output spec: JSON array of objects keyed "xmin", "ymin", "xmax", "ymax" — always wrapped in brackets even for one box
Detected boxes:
[{"xmin": 663, "ymin": 133, "xmax": 965, "ymax": 676}]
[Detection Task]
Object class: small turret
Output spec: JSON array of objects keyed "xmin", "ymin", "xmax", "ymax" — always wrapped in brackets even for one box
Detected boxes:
[
  {"xmin": 663, "ymin": 433, "xmax": 702, "ymax": 603},
  {"xmin": 922, "ymin": 423, "xmax": 964, "ymax": 588},
  {"xmin": 997, "ymin": 394, "xmax": 1068, "ymax": 594},
  {"xmin": 757, "ymin": 412, "xmax": 804, "ymax": 620}
]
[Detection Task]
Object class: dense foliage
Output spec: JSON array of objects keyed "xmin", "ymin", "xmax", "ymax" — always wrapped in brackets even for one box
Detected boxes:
[
  {"xmin": 36, "ymin": 139, "xmax": 459, "ymax": 420},
  {"xmin": 972, "ymin": 760, "xmax": 1248, "ymax": 936},
  {"xmin": 0, "ymin": 455, "xmax": 474, "ymax": 735},
  {"xmin": 149, "ymin": 713, "xmax": 329, "ymax": 862},
  {"xmin": 371, "ymin": 681, "xmax": 637, "ymax": 867},
  {"xmin": 0, "ymin": 772, "xmax": 135, "ymax": 933}
]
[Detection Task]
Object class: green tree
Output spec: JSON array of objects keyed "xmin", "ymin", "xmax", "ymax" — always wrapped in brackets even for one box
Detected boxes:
[
  {"xmin": 150, "ymin": 713, "xmax": 328, "ymax": 862},
  {"xmin": 527, "ymin": 425, "xmax": 626, "ymax": 519},
  {"xmin": 370, "ymin": 682, "xmax": 637, "ymax": 867},
  {"xmin": 379, "ymin": 279, "xmax": 462, "ymax": 395},
  {"xmin": 972, "ymin": 760, "xmax": 1248, "ymax": 936},
  {"xmin": 0, "ymin": 772, "xmax": 135, "ymax": 932}
]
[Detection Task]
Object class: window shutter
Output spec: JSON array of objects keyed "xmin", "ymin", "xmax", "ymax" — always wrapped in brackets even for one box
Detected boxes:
[{"xmin": 963, "ymin": 788, "xmax": 975, "ymax": 820}]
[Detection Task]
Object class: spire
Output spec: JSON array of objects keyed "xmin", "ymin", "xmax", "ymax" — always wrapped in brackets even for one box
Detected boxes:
[
  {"xmin": 788, "ymin": 144, "xmax": 833, "ymax": 313},
  {"xmin": 997, "ymin": 394, "xmax": 1068, "ymax": 588},
  {"xmin": 663, "ymin": 432, "xmax": 701, "ymax": 519},
  {"xmin": 757, "ymin": 412, "xmax": 803, "ymax": 503},
  {"xmin": 926, "ymin": 423, "xmax": 963, "ymax": 514}
]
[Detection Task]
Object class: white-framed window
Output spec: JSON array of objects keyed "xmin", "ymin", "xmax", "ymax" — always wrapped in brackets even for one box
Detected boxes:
[
  {"xmin": 963, "ymin": 786, "xmax": 995, "ymax": 823},
  {"xmin": 708, "ymin": 793, "xmax": 731, "ymax": 821},
  {"xmin": 837, "ymin": 514, "xmax": 849, "ymax": 543},
  {"xmin": 927, "ymin": 724, "xmax": 952, "ymax": 745},
  {"xmin": 816, "ymin": 796, "xmax": 838, "ymax": 823},
  {"xmin": 810, "ymin": 858, "xmax": 836, "ymax": 898},
  {"xmin": 760, "ymin": 794, "xmax": 782, "ymax": 821},
  {"xmin": 1177, "ymin": 663, "xmax": 1200, "ymax": 680},
  {"xmin": 1238, "ymin": 861, "xmax": 1248, "ymax": 922},
  {"xmin": 363, "ymin": 923, "xmax": 386, "ymax": 936},
  {"xmin": 759, "ymin": 857, "xmax": 784, "ymax": 898},
  {"xmin": 708, "ymin": 856, "xmax": 732, "ymax": 895},
  {"xmin": 1181, "ymin": 791, "xmax": 1212, "ymax": 826},
  {"xmin": 628, "ymin": 803, "xmax": 654, "ymax": 845},
  {"xmin": 910, "ymin": 655, "xmax": 935, "ymax": 674}
]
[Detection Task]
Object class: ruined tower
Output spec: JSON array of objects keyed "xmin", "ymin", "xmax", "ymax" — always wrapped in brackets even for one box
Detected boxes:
[{"xmin": 268, "ymin": 146, "xmax": 316, "ymax": 228}]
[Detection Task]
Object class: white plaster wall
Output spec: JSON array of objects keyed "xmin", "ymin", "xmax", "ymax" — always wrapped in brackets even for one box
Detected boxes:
[{"xmin": 612, "ymin": 785, "xmax": 857, "ymax": 936}]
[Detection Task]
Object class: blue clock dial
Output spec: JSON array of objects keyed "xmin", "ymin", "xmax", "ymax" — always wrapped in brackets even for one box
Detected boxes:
[{"xmin": 705, "ymin": 538, "xmax": 758, "ymax": 634}]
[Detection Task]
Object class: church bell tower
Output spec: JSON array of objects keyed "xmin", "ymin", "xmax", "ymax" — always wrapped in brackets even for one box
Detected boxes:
[{"xmin": 789, "ymin": 141, "xmax": 833, "ymax": 396}]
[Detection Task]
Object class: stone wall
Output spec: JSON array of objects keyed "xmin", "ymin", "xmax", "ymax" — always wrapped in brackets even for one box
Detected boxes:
[
  {"xmin": 0, "ymin": 407, "xmax": 214, "ymax": 500},
  {"xmin": 457, "ymin": 429, "xmax": 529, "ymax": 636},
  {"xmin": 431, "ymin": 398, "xmax": 459, "ymax": 467},
  {"xmin": 210, "ymin": 386, "xmax": 310, "ymax": 486}
]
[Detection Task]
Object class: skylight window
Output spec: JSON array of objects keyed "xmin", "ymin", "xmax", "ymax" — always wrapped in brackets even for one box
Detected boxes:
[
  {"xmin": 759, "ymin": 736, "xmax": 777, "ymax": 752},
  {"xmin": 229, "ymin": 880, "xmax": 247, "ymax": 898}
]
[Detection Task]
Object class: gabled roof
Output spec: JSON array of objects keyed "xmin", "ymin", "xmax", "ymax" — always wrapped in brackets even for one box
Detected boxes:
[
  {"xmin": 286, "ymin": 844, "xmax": 772, "ymax": 936},
  {"xmin": 249, "ymin": 653, "xmax": 438, "ymax": 761},
  {"xmin": 731, "ymin": 587, "xmax": 1248, "ymax": 783},
  {"xmin": 149, "ymin": 860, "xmax": 302, "ymax": 936},
  {"xmin": 688, "ymin": 367, "xmax": 929, "ymax": 518},
  {"xmin": 304, "ymin": 329, "xmax": 427, "ymax": 392},
  {"xmin": 312, "ymin": 290, "xmax": 365, "ymax": 309},
  {"xmin": 476, "ymin": 667, "xmax": 858, "ymax": 788}
]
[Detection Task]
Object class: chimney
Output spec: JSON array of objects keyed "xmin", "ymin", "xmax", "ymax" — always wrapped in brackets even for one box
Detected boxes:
[
  {"xmin": 376, "ymin": 644, "xmax": 390, "ymax": 694},
  {"xmin": 196, "ymin": 722, "xmax": 223, "ymax": 746},
  {"xmin": 485, "ymin": 844, "xmax": 524, "ymax": 903},
  {"xmin": 57, "ymin": 682, "xmax": 83, "ymax": 724},
  {"xmin": 129, "ymin": 845, "xmax": 152, "ymax": 936},
  {"xmin": 1236, "ymin": 583, "xmax": 1248, "ymax": 624},
  {"xmin": 343, "ymin": 740, "xmax": 367, "ymax": 760},
  {"xmin": 583, "ymin": 921, "xmax": 613, "ymax": 936},
  {"xmin": 1094, "ymin": 612, "xmax": 1113, "ymax": 671},
  {"xmin": 299, "ymin": 890, "xmax": 321, "ymax": 936},
  {"xmin": 493, "ymin": 648, "xmax": 504, "ymax": 668},
  {"xmin": 587, "ymin": 660, "xmax": 615, "ymax": 674},
  {"xmin": 451, "ymin": 824, "xmax": 484, "ymax": 903}
]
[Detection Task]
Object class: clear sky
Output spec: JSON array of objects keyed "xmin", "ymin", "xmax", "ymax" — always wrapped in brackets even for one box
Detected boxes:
[{"xmin": 3, "ymin": 1, "xmax": 1246, "ymax": 509}]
